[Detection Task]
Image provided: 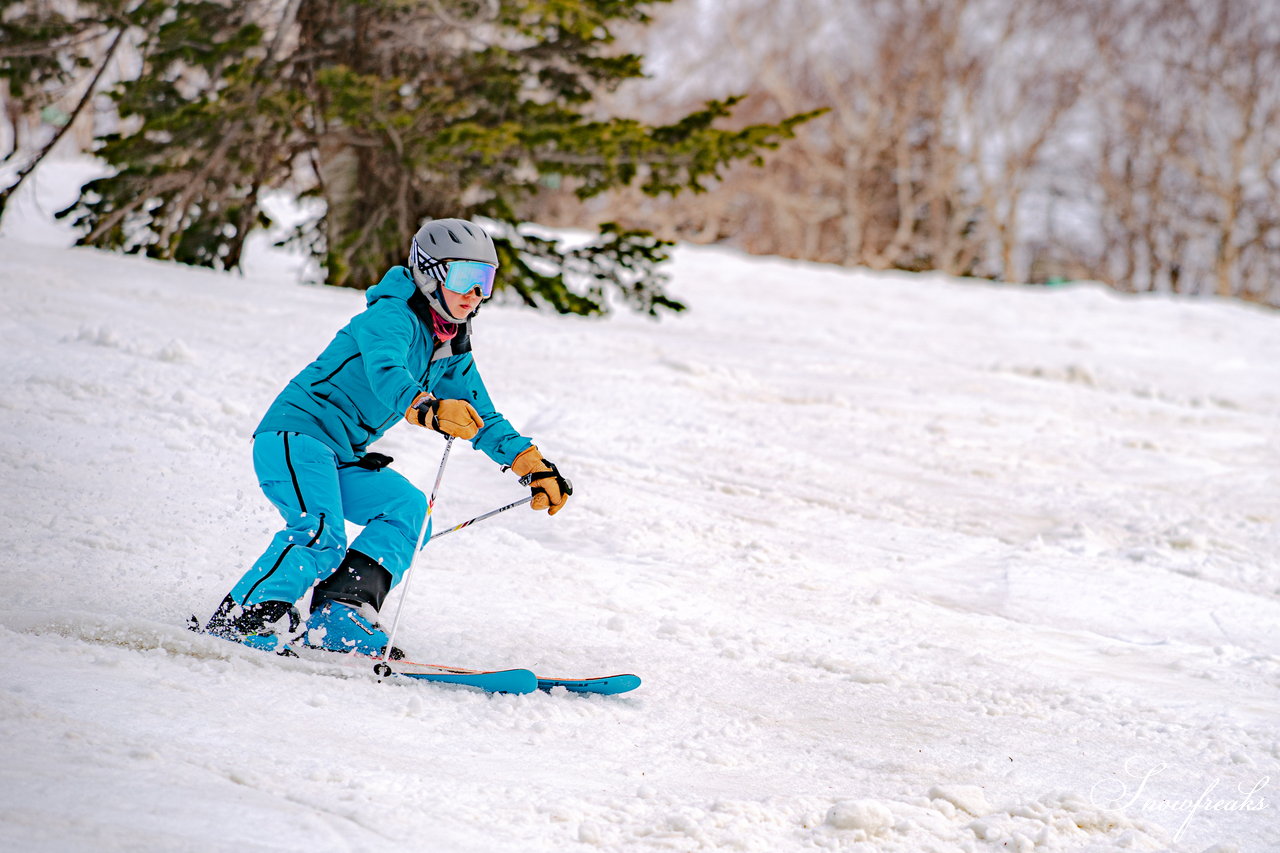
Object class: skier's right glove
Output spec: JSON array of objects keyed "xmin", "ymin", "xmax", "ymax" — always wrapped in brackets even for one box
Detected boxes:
[{"xmin": 405, "ymin": 392, "xmax": 484, "ymax": 440}]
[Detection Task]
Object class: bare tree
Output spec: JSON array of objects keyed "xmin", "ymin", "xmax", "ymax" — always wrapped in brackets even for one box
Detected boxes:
[
  {"xmin": 534, "ymin": 0, "xmax": 1091, "ymax": 283},
  {"xmin": 1082, "ymin": 0, "xmax": 1280, "ymax": 305},
  {"xmin": 529, "ymin": 0, "xmax": 1280, "ymax": 307}
]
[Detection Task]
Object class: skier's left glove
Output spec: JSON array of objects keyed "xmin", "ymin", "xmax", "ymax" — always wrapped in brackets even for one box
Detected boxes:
[{"xmin": 511, "ymin": 445, "xmax": 572, "ymax": 516}]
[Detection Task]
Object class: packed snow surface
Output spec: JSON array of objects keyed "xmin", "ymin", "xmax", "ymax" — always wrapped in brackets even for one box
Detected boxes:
[{"xmin": 1, "ymin": 162, "xmax": 1278, "ymax": 852}]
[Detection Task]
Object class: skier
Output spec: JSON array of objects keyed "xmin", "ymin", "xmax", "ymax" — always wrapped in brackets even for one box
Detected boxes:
[{"xmin": 203, "ymin": 218, "xmax": 571, "ymax": 657}]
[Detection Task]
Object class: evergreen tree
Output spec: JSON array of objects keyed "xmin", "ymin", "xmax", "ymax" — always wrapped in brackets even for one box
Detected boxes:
[{"xmin": 56, "ymin": 0, "xmax": 820, "ymax": 315}]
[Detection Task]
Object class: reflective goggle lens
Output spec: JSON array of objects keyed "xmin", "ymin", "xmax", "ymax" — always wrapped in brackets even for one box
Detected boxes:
[{"xmin": 443, "ymin": 260, "xmax": 496, "ymax": 298}]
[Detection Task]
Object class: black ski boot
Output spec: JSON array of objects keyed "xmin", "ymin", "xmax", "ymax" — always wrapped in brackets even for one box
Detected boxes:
[{"xmin": 203, "ymin": 595, "xmax": 301, "ymax": 656}]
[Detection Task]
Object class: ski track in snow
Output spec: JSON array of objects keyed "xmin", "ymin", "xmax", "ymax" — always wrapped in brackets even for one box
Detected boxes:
[{"xmin": 1, "ymin": 160, "xmax": 1278, "ymax": 852}]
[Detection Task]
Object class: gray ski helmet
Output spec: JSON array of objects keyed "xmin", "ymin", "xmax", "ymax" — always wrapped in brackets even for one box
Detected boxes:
[
  {"xmin": 409, "ymin": 218, "xmax": 497, "ymax": 287},
  {"xmin": 408, "ymin": 218, "xmax": 499, "ymax": 323}
]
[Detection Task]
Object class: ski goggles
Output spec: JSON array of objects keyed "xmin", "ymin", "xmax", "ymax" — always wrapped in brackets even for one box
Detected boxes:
[{"xmin": 442, "ymin": 260, "xmax": 497, "ymax": 299}]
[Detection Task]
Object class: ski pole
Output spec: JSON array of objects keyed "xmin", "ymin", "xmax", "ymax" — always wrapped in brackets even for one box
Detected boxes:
[
  {"xmin": 429, "ymin": 495, "xmax": 533, "ymax": 541},
  {"xmin": 379, "ymin": 436, "xmax": 453, "ymax": 671},
  {"xmin": 429, "ymin": 472, "xmax": 572, "ymax": 541}
]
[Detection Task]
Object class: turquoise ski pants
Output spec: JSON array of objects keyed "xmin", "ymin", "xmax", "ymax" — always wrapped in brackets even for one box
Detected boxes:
[{"xmin": 230, "ymin": 431, "xmax": 429, "ymax": 607}]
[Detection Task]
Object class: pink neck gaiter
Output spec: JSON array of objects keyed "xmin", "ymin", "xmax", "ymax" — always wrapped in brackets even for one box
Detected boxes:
[{"xmin": 431, "ymin": 310, "xmax": 459, "ymax": 342}]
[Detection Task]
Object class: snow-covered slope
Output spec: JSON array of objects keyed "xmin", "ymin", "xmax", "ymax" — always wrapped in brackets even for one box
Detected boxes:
[{"xmin": 1, "ymin": 163, "xmax": 1277, "ymax": 852}]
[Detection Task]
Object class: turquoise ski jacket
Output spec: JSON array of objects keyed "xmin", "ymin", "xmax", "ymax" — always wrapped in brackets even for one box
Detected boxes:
[{"xmin": 254, "ymin": 266, "xmax": 531, "ymax": 466}]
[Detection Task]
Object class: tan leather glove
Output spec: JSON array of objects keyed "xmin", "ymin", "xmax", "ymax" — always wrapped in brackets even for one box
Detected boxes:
[
  {"xmin": 404, "ymin": 392, "xmax": 484, "ymax": 440},
  {"xmin": 511, "ymin": 445, "xmax": 572, "ymax": 515}
]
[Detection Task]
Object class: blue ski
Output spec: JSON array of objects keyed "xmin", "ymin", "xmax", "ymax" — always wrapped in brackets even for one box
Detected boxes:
[
  {"xmin": 381, "ymin": 656, "xmax": 640, "ymax": 695},
  {"xmin": 386, "ymin": 665, "xmax": 538, "ymax": 694}
]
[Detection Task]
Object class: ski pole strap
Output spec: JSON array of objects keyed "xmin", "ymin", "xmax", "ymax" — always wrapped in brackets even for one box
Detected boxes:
[
  {"xmin": 518, "ymin": 461, "xmax": 573, "ymax": 497},
  {"xmin": 410, "ymin": 396, "xmax": 442, "ymax": 430}
]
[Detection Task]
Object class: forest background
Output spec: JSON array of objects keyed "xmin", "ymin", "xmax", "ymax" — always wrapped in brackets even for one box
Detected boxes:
[{"xmin": 3, "ymin": 0, "xmax": 1278, "ymax": 311}]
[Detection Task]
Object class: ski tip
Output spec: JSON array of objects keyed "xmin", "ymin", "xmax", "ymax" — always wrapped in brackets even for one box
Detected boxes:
[{"xmin": 537, "ymin": 674, "xmax": 642, "ymax": 695}]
